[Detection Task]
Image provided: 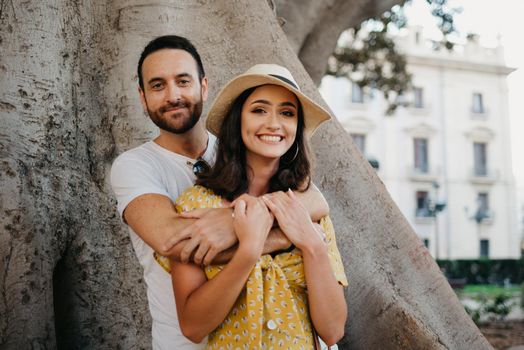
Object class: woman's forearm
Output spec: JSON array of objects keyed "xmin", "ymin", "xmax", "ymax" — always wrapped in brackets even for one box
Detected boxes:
[
  {"xmin": 301, "ymin": 242, "xmax": 347, "ymax": 346},
  {"xmin": 172, "ymin": 248, "xmax": 258, "ymax": 343},
  {"xmin": 172, "ymin": 196, "xmax": 273, "ymax": 343}
]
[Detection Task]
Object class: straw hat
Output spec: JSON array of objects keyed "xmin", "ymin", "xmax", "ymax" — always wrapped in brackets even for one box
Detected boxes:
[{"xmin": 206, "ymin": 64, "xmax": 331, "ymax": 137}]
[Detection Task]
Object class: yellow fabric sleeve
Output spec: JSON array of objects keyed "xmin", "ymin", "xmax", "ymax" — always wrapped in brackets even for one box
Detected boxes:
[{"xmin": 320, "ymin": 216, "xmax": 349, "ymax": 287}]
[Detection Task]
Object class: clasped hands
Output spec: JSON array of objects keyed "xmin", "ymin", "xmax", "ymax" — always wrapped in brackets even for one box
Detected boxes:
[{"xmin": 163, "ymin": 190, "xmax": 327, "ymax": 266}]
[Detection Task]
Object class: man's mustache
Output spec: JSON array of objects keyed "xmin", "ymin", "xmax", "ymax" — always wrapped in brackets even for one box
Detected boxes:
[{"xmin": 160, "ymin": 100, "xmax": 188, "ymax": 113}]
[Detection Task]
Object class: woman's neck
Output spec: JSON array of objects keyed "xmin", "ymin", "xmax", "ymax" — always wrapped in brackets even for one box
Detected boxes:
[{"xmin": 246, "ymin": 153, "xmax": 279, "ymax": 197}]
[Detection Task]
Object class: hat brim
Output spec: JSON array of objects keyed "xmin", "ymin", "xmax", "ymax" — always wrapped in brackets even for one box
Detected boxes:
[{"xmin": 206, "ymin": 74, "xmax": 331, "ymax": 137}]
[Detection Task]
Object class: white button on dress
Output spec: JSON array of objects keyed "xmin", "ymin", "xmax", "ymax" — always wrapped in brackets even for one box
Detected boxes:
[{"xmin": 266, "ymin": 319, "xmax": 277, "ymax": 330}]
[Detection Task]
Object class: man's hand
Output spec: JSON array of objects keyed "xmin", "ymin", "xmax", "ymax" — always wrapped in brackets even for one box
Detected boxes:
[{"xmin": 165, "ymin": 207, "xmax": 237, "ymax": 265}]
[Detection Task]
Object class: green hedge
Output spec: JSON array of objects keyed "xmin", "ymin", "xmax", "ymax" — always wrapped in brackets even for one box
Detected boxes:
[{"xmin": 436, "ymin": 259, "xmax": 524, "ymax": 285}]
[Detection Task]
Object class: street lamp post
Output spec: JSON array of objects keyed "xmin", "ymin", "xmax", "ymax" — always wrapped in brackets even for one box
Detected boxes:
[
  {"xmin": 473, "ymin": 197, "xmax": 490, "ymax": 258},
  {"xmin": 429, "ymin": 181, "xmax": 446, "ymax": 260}
]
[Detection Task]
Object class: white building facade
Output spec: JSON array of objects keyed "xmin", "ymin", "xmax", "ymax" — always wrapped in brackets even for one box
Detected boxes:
[{"xmin": 321, "ymin": 28, "xmax": 520, "ymax": 259}]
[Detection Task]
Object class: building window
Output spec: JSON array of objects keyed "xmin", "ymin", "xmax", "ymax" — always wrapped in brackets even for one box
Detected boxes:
[
  {"xmin": 473, "ymin": 142, "xmax": 487, "ymax": 176},
  {"xmin": 414, "ymin": 138, "xmax": 429, "ymax": 173},
  {"xmin": 479, "ymin": 239, "xmax": 490, "ymax": 258},
  {"xmin": 350, "ymin": 133, "xmax": 366, "ymax": 153},
  {"xmin": 423, "ymin": 238, "xmax": 430, "ymax": 248},
  {"xmin": 414, "ymin": 87, "xmax": 424, "ymax": 108},
  {"xmin": 351, "ymin": 82, "xmax": 364, "ymax": 103},
  {"xmin": 416, "ymin": 191, "xmax": 431, "ymax": 217},
  {"xmin": 472, "ymin": 93, "xmax": 484, "ymax": 114}
]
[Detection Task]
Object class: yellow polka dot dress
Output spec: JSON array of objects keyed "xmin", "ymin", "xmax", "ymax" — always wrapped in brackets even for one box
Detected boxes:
[{"xmin": 155, "ymin": 186, "xmax": 348, "ymax": 350}]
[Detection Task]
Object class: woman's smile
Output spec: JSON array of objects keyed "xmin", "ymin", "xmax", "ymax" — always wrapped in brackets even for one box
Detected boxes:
[{"xmin": 257, "ymin": 134, "xmax": 284, "ymax": 143}]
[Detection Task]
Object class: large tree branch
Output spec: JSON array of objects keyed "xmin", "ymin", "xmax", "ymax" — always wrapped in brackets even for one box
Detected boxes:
[{"xmin": 275, "ymin": 0, "xmax": 404, "ymax": 84}]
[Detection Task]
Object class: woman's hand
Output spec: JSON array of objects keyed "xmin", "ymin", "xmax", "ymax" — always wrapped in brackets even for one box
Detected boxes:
[
  {"xmin": 233, "ymin": 196, "xmax": 273, "ymax": 259},
  {"xmin": 262, "ymin": 190, "xmax": 324, "ymax": 251}
]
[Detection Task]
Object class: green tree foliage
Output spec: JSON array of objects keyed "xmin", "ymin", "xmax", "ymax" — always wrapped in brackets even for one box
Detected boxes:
[{"xmin": 326, "ymin": 0, "xmax": 460, "ymax": 114}]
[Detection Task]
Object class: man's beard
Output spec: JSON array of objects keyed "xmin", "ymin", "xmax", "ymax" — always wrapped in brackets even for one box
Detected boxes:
[{"xmin": 147, "ymin": 98, "xmax": 203, "ymax": 134}]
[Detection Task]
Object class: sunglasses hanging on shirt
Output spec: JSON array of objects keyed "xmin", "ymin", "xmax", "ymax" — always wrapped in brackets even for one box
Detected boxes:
[{"xmin": 192, "ymin": 157, "xmax": 210, "ymax": 176}]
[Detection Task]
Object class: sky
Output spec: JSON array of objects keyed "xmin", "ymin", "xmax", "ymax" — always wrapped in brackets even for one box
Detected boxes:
[{"xmin": 404, "ymin": 0, "xmax": 524, "ymax": 190}]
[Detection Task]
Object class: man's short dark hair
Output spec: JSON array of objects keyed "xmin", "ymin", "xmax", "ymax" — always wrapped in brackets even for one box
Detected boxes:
[{"xmin": 137, "ymin": 35, "xmax": 205, "ymax": 89}]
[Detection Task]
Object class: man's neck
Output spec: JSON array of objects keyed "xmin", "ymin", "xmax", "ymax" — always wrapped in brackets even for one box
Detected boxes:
[{"xmin": 153, "ymin": 121, "xmax": 209, "ymax": 159}]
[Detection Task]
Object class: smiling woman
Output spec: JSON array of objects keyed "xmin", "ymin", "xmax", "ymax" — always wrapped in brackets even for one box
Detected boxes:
[
  {"xmin": 155, "ymin": 64, "xmax": 348, "ymax": 349},
  {"xmin": 197, "ymin": 82, "xmax": 310, "ymax": 201}
]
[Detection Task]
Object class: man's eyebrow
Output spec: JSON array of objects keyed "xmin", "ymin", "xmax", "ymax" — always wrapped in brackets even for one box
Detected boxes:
[
  {"xmin": 147, "ymin": 77, "xmax": 165, "ymax": 85},
  {"xmin": 175, "ymin": 73, "xmax": 192, "ymax": 79},
  {"xmin": 250, "ymin": 99, "xmax": 297, "ymax": 108},
  {"xmin": 147, "ymin": 73, "xmax": 193, "ymax": 85}
]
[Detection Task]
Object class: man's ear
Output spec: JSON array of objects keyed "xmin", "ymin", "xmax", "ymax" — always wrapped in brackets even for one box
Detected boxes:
[
  {"xmin": 138, "ymin": 86, "xmax": 148, "ymax": 112},
  {"xmin": 201, "ymin": 76, "xmax": 209, "ymax": 102}
]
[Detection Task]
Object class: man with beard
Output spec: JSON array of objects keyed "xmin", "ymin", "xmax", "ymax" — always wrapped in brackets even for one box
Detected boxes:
[{"xmin": 110, "ymin": 36, "xmax": 328, "ymax": 349}]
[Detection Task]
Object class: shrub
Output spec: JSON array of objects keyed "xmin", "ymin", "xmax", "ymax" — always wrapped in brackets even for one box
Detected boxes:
[
  {"xmin": 437, "ymin": 259, "xmax": 523, "ymax": 285},
  {"xmin": 463, "ymin": 292, "xmax": 514, "ymax": 325},
  {"xmin": 483, "ymin": 293, "xmax": 513, "ymax": 321},
  {"xmin": 521, "ymin": 282, "xmax": 524, "ymax": 308}
]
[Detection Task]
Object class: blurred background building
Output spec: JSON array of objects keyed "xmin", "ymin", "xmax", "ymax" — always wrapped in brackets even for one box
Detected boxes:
[{"xmin": 320, "ymin": 26, "xmax": 520, "ymax": 259}]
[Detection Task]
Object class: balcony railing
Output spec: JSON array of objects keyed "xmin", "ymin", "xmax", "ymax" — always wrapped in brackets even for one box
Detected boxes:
[
  {"xmin": 409, "ymin": 165, "xmax": 439, "ymax": 182},
  {"xmin": 469, "ymin": 168, "xmax": 498, "ymax": 185},
  {"xmin": 416, "ymin": 207, "xmax": 433, "ymax": 218},
  {"xmin": 470, "ymin": 106, "xmax": 489, "ymax": 120},
  {"xmin": 473, "ymin": 209, "xmax": 495, "ymax": 225}
]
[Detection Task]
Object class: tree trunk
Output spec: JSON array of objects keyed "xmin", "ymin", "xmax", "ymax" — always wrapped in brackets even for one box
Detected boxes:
[{"xmin": 0, "ymin": 0, "xmax": 492, "ymax": 349}]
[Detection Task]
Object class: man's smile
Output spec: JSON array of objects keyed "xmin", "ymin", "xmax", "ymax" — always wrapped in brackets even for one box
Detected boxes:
[{"xmin": 161, "ymin": 101, "xmax": 188, "ymax": 114}]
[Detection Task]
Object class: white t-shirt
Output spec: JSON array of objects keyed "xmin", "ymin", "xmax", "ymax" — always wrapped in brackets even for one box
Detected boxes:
[{"xmin": 110, "ymin": 134, "xmax": 216, "ymax": 350}]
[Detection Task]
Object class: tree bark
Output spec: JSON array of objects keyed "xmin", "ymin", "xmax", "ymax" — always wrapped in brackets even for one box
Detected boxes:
[
  {"xmin": 0, "ymin": 0, "xmax": 492, "ymax": 349},
  {"xmin": 1, "ymin": 1, "xmax": 150, "ymax": 348}
]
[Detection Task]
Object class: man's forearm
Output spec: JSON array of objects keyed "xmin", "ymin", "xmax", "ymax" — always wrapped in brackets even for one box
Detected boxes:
[
  {"xmin": 262, "ymin": 227, "xmax": 292, "ymax": 254},
  {"xmin": 164, "ymin": 202, "xmax": 292, "ymax": 265},
  {"xmin": 124, "ymin": 194, "xmax": 198, "ymax": 255},
  {"xmin": 201, "ymin": 228, "xmax": 291, "ymax": 265}
]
